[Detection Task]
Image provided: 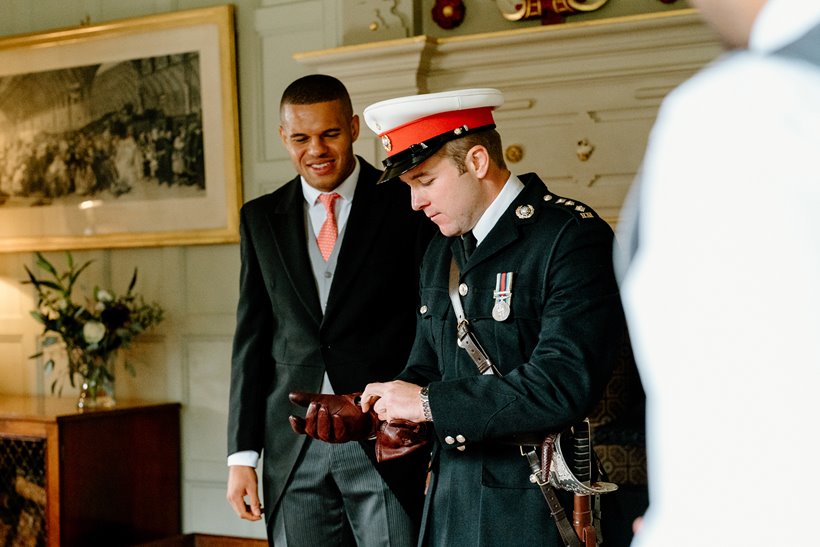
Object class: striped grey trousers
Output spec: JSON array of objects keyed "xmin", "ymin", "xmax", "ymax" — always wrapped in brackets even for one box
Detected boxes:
[{"xmin": 272, "ymin": 438, "xmax": 417, "ymax": 547}]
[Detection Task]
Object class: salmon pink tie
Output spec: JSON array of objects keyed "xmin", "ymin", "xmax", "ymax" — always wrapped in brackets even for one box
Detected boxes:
[{"xmin": 317, "ymin": 193, "xmax": 341, "ymax": 261}]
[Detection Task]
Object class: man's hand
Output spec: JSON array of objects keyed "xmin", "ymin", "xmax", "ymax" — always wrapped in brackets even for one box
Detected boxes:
[
  {"xmin": 361, "ymin": 380, "xmax": 426, "ymax": 423},
  {"xmin": 226, "ymin": 465, "xmax": 263, "ymax": 521},
  {"xmin": 288, "ymin": 391, "xmax": 379, "ymax": 442}
]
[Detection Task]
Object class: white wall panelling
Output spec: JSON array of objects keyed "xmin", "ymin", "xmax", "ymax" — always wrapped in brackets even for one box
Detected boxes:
[
  {"xmin": 341, "ymin": 0, "xmax": 420, "ymax": 45},
  {"xmin": 296, "ymin": 10, "xmax": 722, "ymax": 223},
  {"xmin": 182, "ymin": 334, "xmax": 264, "ymax": 537},
  {"xmin": 255, "ymin": 0, "xmax": 340, "ymax": 162}
]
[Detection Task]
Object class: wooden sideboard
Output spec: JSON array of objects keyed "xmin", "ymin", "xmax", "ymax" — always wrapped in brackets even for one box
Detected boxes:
[{"xmin": 0, "ymin": 396, "xmax": 181, "ymax": 546}]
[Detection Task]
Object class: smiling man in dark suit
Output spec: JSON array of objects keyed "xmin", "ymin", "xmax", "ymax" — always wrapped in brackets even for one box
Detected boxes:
[{"xmin": 226, "ymin": 74, "xmax": 430, "ymax": 546}]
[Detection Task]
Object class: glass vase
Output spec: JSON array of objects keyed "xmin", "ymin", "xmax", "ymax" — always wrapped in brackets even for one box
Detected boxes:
[{"xmin": 75, "ymin": 350, "xmax": 119, "ymax": 410}]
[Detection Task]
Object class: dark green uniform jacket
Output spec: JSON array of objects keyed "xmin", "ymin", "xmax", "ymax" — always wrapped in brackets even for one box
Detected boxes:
[{"xmin": 397, "ymin": 173, "xmax": 625, "ymax": 546}]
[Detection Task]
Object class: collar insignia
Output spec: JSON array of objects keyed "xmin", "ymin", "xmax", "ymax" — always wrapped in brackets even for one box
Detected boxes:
[{"xmin": 515, "ymin": 204, "xmax": 535, "ymax": 219}]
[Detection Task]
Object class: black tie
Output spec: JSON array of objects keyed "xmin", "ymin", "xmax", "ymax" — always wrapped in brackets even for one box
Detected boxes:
[{"xmin": 462, "ymin": 231, "xmax": 477, "ymax": 258}]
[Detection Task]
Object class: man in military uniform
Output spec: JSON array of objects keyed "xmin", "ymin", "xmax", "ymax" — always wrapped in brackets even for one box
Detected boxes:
[{"xmin": 291, "ymin": 88, "xmax": 625, "ymax": 545}]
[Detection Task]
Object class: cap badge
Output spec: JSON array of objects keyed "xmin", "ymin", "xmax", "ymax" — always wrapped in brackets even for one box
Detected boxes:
[
  {"xmin": 515, "ymin": 205, "xmax": 534, "ymax": 219},
  {"xmin": 381, "ymin": 135, "xmax": 392, "ymax": 152}
]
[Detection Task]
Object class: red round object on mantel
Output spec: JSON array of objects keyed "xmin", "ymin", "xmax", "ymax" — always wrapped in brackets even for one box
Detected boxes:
[{"xmin": 432, "ymin": 0, "xmax": 466, "ymax": 30}]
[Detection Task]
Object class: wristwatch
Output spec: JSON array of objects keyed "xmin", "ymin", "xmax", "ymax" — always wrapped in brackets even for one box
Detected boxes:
[{"xmin": 419, "ymin": 386, "xmax": 433, "ymax": 422}]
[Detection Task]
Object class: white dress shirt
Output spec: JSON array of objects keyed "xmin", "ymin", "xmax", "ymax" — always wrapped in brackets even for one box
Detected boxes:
[
  {"xmin": 622, "ymin": 3, "xmax": 820, "ymax": 545},
  {"xmin": 470, "ymin": 173, "xmax": 525, "ymax": 246},
  {"xmin": 301, "ymin": 159, "xmax": 359, "ymax": 238}
]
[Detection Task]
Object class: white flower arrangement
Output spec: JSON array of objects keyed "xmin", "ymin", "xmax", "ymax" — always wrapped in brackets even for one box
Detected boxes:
[{"xmin": 23, "ymin": 252, "xmax": 164, "ymax": 394}]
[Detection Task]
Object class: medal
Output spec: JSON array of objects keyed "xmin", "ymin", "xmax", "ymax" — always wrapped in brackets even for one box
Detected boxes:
[
  {"xmin": 492, "ymin": 271, "xmax": 514, "ymax": 322},
  {"xmin": 492, "ymin": 301, "xmax": 510, "ymax": 321}
]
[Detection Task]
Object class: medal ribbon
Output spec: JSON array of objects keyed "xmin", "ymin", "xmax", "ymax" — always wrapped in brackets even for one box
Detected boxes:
[{"xmin": 494, "ymin": 272, "xmax": 513, "ymax": 301}]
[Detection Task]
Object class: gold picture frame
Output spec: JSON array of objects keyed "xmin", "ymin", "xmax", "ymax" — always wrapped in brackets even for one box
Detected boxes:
[{"xmin": 0, "ymin": 5, "xmax": 242, "ymax": 252}]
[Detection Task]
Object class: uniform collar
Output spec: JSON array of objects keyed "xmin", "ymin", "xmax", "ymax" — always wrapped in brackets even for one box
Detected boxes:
[{"xmin": 470, "ymin": 174, "xmax": 525, "ymax": 245}]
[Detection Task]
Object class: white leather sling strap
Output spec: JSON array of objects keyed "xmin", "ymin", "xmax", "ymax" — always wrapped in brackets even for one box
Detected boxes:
[{"xmin": 448, "ymin": 258, "xmax": 500, "ymax": 376}]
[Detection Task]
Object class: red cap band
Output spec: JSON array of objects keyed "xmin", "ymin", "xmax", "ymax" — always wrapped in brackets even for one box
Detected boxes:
[{"xmin": 381, "ymin": 107, "xmax": 496, "ymax": 157}]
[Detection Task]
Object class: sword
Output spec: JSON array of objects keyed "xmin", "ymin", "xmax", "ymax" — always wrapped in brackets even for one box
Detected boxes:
[{"xmin": 570, "ymin": 420, "xmax": 597, "ymax": 547}]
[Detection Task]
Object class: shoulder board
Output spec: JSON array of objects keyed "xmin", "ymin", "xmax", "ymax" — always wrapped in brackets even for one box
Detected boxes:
[{"xmin": 542, "ymin": 192, "xmax": 598, "ymax": 220}]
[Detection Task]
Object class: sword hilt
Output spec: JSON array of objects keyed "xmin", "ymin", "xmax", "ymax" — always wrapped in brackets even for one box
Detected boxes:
[{"xmin": 571, "ymin": 420, "xmax": 592, "ymax": 485}]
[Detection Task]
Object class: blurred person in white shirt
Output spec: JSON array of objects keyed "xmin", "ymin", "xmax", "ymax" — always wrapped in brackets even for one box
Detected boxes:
[{"xmin": 618, "ymin": 1, "xmax": 820, "ymax": 545}]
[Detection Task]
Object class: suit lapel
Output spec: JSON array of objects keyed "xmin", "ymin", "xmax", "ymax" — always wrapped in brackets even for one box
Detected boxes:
[
  {"xmin": 324, "ymin": 161, "xmax": 385, "ymax": 320},
  {"xmin": 267, "ymin": 177, "xmax": 323, "ymax": 325}
]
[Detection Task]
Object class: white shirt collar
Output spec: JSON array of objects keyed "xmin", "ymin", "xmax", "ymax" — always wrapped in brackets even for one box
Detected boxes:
[
  {"xmin": 470, "ymin": 174, "xmax": 525, "ymax": 245},
  {"xmin": 750, "ymin": 0, "xmax": 820, "ymax": 52},
  {"xmin": 300, "ymin": 157, "xmax": 360, "ymax": 206}
]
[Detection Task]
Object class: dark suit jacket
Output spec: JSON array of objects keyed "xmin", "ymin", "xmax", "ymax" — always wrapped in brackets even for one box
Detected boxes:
[
  {"xmin": 398, "ymin": 174, "xmax": 625, "ymax": 545},
  {"xmin": 228, "ymin": 157, "xmax": 431, "ymax": 522}
]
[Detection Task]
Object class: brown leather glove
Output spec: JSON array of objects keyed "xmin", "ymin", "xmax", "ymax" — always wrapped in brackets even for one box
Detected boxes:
[
  {"xmin": 375, "ymin": 419, "xmax": 431, "ymax": 462},
  {"xmin": 288, "ymin": 391, "xmax": 379, "ymax": 443}
]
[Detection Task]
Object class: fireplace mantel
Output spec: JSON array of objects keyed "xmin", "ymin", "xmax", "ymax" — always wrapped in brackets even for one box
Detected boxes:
[{"xmin": 294, "ymin": 10, "xmax": 721, "ymax": 223}]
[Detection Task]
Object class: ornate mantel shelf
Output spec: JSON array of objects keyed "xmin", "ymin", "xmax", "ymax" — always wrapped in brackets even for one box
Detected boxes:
[{"xmin": 294, "ymin": 10, "xmax": 722, "ymax": 223}]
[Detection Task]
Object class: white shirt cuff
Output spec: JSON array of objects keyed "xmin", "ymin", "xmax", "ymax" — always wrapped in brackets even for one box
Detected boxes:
[{"xmin": 227, "ymin": 450, "xmax": 259, "ymax": 468}]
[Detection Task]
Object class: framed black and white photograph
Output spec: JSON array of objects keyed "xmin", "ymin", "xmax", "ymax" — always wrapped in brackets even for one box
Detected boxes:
[{"xmin": 0, "ymin": 5, "xmax": 242, "ymax": 252}]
